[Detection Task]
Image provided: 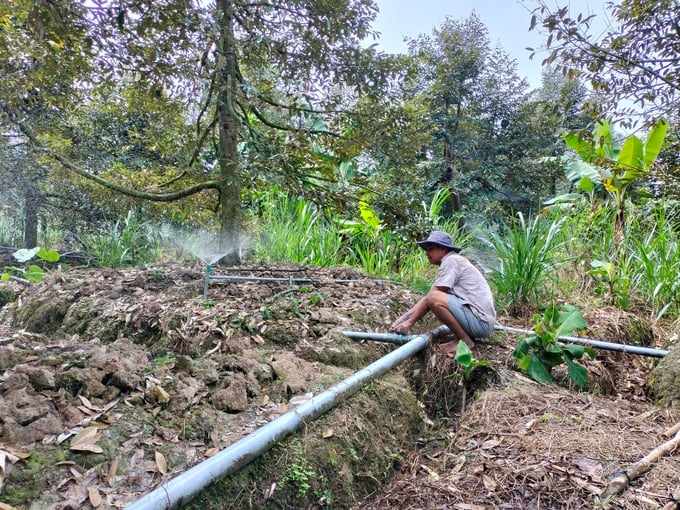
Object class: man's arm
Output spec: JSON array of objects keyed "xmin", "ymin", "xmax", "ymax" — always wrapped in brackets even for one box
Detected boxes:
[{"xmin": 389, "ymin": 296, "xmax": 429, "ymax": 333}]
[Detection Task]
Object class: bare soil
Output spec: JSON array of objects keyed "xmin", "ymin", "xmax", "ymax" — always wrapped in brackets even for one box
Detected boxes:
[{"xmin": 0, "ymin": 263, "xmax": 678, "ymax": 510}]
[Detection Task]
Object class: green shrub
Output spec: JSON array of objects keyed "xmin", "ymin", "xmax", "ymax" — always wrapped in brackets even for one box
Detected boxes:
[{"xmin": 513, "ymin": 304, "xmax": 595, "ymax": 388}]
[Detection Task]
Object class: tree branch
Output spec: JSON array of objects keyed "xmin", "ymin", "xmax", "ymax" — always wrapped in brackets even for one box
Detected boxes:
[{"xmin": 19, "ymin": 122, "xmax": 220, "ymax": 202}]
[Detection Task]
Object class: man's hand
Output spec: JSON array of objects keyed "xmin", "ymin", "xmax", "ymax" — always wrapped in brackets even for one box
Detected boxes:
[{"xmin": 389, "ymin": 317, "xmax": 413, "ymax": 334}]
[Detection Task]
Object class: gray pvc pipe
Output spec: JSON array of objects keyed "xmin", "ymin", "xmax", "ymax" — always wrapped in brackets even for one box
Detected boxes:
[
  {"xmin": 202, "ymin": 271, "xmax": 398, "ymax": 300},
  {"xmin": 494, "ymin": 324, "xmax": 668, "ymax": 358},
  {"xmin": 344, "ymin": 325, "xmax": 668, "ymax": 358},
  {"xmin": 126, "ymin": 327, "xmax": 441, "ymax": 510},
  {"xmin": 342, "ymin": 331, "xmax": 418, "ymax": 344}
]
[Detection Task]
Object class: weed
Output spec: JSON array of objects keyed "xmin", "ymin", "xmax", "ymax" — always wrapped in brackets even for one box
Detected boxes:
[
  {"xmin": 1, "ymin": 247, "xmax": 60, "ymax": 283},
  {"xmin": 281, "ymin": 441, "xmax": 316, "ymax": 499}
]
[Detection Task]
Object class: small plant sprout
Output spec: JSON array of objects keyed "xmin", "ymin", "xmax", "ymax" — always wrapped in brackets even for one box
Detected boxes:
[
  {"xmin": 453, "ymin": 340, "xmax": 493, "ymax": 412},
  {"xmin": 454, "ymin": 341, "xmax": 492, "ymax": 380},
  {"xmin": 513, "ymin": 304, "xmax": 596, "ymax": 388}
]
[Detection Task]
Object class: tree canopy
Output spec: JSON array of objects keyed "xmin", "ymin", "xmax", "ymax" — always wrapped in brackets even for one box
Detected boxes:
[
  {"xmin": 530, "ymin": 0, "xmax": 680, "ymax": 128},
  {"xmin": 1, "ymin": 0, "xmax": 400, "ymax": 258}
]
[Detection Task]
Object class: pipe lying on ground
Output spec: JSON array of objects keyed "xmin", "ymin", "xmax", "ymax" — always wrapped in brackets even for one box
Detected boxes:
[
  {"xmin": 342, "ymin": 328, "xmax": 450, "ymax": 345},
  {"xmin": 203, "ymin": 270, "xmax": 396, "ymax": 300},
  {"xmin": 344, "ymin": 324, "xmax": 668, "ymax": 358},
  {"xmin": 342, "ymin": 331, "xmax": 419, "ymax": 344},
  {"xmin": 126, "ymin": 325, "xmax": 447, "ymax": 510},
  {"xmin": 495, "ymin": 324, "xmax": 668, "ymax": 358}
]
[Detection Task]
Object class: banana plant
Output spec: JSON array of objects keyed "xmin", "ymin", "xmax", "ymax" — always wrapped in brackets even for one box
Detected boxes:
[{"xmin": 561, "ymin": 119, "xmax": 668, "ymax": 231}]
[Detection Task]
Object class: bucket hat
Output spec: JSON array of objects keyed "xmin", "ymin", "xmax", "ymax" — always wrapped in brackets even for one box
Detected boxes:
[{"xmin": 416, "ymin": 231, "xmax": 461, "ymax": 253}]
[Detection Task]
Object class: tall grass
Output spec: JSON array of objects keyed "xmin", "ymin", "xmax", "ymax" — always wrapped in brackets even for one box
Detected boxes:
[
  {"xmin": 82, "ymin": 210, "xmax": 163, "ymax": 267},
  {"xmin": 627, "ymin": 205, "xmax": 680, "ymax": 319},
  {"xmin": 487, "ymin": 212, "xmax": 566, "ymax": 314},
  {"xmin": 252, "ymin": 190, "xmax": 474, "ymax": 284},
  {"xmin": 252, "ymin": 194, "xmax": 344, "ymax": 267}
]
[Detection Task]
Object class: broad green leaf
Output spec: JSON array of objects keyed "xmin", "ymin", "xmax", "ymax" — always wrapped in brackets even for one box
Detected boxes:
[
  {"xmin": 562, "ymin": 132, "xmax": 595, "ymax": 161},
  {"xmin": 526, "ymin": 354, "xmax": 554, "ymax": 384},
  {"xmin": 563, "ymin": 159, "xmax": 600, "ymax": 188},
  {"xmin": 565, "ymin": 358, "xmax": 588, "ymax": 388},
  {"xmin": 592, "ymin": 120, "xmax": 616, "ymax": 159},
  {"xmin": 37, "ymin": 248, "xmax": 60, "ymax": 262},
  {"xmin": 513, "ymin": 338, "xmax": 531, "ymax": 359},
  {"xmin": 359, "ymin": 201, "xmax": 381, "ymax": 229},
  {"xmin": 455, "ymin": 341, "xmax": 472, "ymax": 367},
  {"xmin": 539, "ymin": 350, "xmax": 564, "ymax": 369},
  {"xmin": 1, "ymin": 273, "xmax": 9, "ymax": 281},
  {"xmin": 562, "ymin": 343, "xmax": 586, "ymax": 359},
  {"xmin": 25, "ymin": 265, "xmax": 45, "ymax": 282},
  {"xmin": 13, "ymin": 247, "xmax": 40, "ymax": 263},
  {"xmin": 577, "ymin": 176, "xmax": 596, "ymax": 192},
  {"xmin": 542, "ymin": 192, "xmax": 583, "ymax": 206},
  {"xmin": 517, "ymin": 353, "xmax": 531, "ymax": 371},
  {"xmin": 616, "ymin": 136, "xmax": 644, "ymax": 172},
  {"xmin": 643, "ymin": 119, "xmax": 668, "ymax": 170},
  {"xmin": 555, "ymin": 305, "xmax": 587, "ymax": 337}
]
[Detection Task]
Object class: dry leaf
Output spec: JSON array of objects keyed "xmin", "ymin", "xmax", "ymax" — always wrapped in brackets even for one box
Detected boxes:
[
  {"xmin": 58, "ymin": 431, "xmax": 75, "ymax": 444},
  {"xmin": 480, "ymin": 439, "xmax": 501, "ymax": 450},
  {"xmin": 78, "ymin": 405, "xmax": 97, "ymax": 416},
  {"xmin": 0, "ymin": 445, "xmax": 29, "ymax": 490},
  {"xmin": 575, "ymin": 457, "xmax": 603, "ymax": 479},
  {"xmin": 419, "ymin": 464, "xmax": 439, "ymax": 480},
  {"xmin": 520, "ymin": 418, "xmax": 540, "ymax": 435},
  {"xmin": 482, "ymin": 473, "xmax": 497, "ymax": 491},
  {"xmin": 322, "ymin": 428, "xmax": 334, "ymax": 439},
  {"xmin": 88, "ymin": 485, "xmax": 102, "ymax": 507},
  {"xmin": 70, "ymin": 443, "xmax": 104, "ymax": 454},
  {"xmin": 107, "ymin": 458, "xmax": 119, "ymax": 483},
  {"xmin": 70, "ymin": 426, "xmax": 99, "ymax": 447},
  {"xmin": 78, "ymin": 395, "xmax": 101, "ymax": 412},
  {"xmin": 155, "ymin": 451, "xmax": 167, "ymax": 475},
  {"xmin": 205, "ymin": 447, "xmax": 220, "ymax": 457},
  {"xmin": 153, "ymin": 385, "xmax": 170, "ymax": 404},
  {"xmin": 0, "ymin": 503, "xmax": 21, "ymax": 510}
]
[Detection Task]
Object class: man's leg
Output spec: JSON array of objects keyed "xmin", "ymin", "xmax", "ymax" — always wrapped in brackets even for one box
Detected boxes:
[{"xmin": 423, "ymin": 288, "xmax": 474, "ymax": 350}]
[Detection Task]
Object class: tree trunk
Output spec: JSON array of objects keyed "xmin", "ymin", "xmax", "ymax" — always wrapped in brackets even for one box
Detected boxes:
[
  {"xmin": 23, "ymin": 185, "xmax": 40, "ymax": 248},
  {"xmin": 444, "ymin": 103, "xmax": 464, "ymax": 219},
  {"xmin": 216, "ymin": 0, "xmax": 242, "ymax": 265}
]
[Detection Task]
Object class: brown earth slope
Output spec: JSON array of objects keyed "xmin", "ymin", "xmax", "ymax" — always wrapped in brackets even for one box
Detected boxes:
[{"xmin": 0, "ymin": 263, "xmax": 678, "ymax": 510}]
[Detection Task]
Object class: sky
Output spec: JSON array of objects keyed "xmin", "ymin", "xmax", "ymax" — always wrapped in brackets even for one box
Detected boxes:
[{"xmin": 370, "ymin": 0, "xmax": 613, "ymax": 89}]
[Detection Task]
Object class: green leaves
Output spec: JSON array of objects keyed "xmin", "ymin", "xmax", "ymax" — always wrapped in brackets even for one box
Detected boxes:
[
  {"xmin": 487, "ymin": 212, "xmax": 565, "ymax": 313},
  {"xmin": 455, "ymin": 341, "xmax": 492, "ymax": 380},
  {"xmin": 1, "ymin": 247, "xmax": 60, "ymax": 283},
  {"xmin": 513, "ymin": 304, "xmax": 595, "ymax": 388},
  {"xmin": 558, "ymin": 120, "xmax": 669, "ymax": 231}
]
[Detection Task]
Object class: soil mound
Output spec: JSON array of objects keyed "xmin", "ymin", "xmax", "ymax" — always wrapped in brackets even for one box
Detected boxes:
[{"xmin": 0, "ymin": 263, "xmax": 678, "ymax": 509}]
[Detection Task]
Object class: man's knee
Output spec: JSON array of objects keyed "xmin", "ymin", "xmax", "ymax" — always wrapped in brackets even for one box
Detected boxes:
[{"xmin": 425, "ymin": 288, "xmax": 449, "ymax": 307}]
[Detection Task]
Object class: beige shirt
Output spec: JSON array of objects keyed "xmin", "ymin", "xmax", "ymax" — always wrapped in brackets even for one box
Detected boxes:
[{"xmin": 433, "ymin": 252, "xmax": 496, "ymax": 324}]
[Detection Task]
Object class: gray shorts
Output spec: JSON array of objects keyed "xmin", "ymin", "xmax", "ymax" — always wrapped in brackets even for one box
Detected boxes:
[{"xmin": 448, "ymin": 294, "xmax": 494, "ymax": 338}]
